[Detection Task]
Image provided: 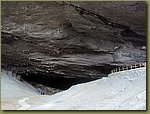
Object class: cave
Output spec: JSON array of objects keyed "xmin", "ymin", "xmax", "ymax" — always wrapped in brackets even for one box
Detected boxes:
[
  {"xmin": 20, "ymin": 73, "xmax": 99, "ymax": 90},
  {"xmin": 1, "ymin": 1, "xmax": 147, "ymax": 110},
  {"xmin": 16, "ymin": 64, "xmax": 114, "ymax": 91},
  {"xmin": 1, "ymin": 1, "xmax": 146, "ymax": 93}
]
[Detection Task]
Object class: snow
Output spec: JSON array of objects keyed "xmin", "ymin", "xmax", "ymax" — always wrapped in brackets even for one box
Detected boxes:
[
  {"xmin": 17, "ymin": 98, "xmax": 30, "ymax": 110},
  {"xmin": 1, "ymin": 67, "xmax": 146, "ymax": 110},
  {"xmin": 1, "ymin": 70, "xmax": 38, "ymax": 99}
]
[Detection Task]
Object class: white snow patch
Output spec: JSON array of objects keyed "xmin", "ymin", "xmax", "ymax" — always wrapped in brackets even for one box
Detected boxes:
[
  {"xmin": 1, "ymin": 70, "xmax": 38, "ymax": 99},
  {"xmin": 17, "ymin": 98, "xmax": 30, "ymax": 110}
]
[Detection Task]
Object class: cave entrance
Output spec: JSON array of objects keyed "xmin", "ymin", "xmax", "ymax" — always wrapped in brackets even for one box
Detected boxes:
[{"xmin": 21, "ymin": 74, "xmax": 99, "ymax": 90}]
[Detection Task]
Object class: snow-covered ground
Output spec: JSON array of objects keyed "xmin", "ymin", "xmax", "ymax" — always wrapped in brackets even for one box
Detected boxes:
[
  {"xmin": 1, "ymin": 70, "xmax": 38, "ymax": 110},
  {"xmin": 1, "ymin": 70, "xmax": 38, "ymax": 99},
  {"xmin": 1, "ymin": 67, "xmax": 146, "ymax": 110}
]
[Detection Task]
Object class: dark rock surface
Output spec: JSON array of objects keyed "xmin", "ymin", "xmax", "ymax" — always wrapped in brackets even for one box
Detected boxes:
[{"xmin": 1, "ymin": 1, "xmax": 146, "ymax": 79}]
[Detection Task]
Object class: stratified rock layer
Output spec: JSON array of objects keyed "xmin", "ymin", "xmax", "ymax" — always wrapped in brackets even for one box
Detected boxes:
[{"xmin": 1, "ymin": 1, "xmax": 146, "ymax": 78}]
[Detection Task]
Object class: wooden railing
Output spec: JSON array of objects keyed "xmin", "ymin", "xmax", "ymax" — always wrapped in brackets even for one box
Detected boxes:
[{"xmin": 111, "ymin": 62, "xmax": 146, "ymax": 73}]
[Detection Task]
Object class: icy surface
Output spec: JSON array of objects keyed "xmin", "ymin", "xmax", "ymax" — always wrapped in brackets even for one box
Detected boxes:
[
  {"xmin": 1, "ymin": 67, "xmax": 146, "ymax": 110},
  {"xmin": 1, "ymin": 70, "xmax": 38, "ymax": 99}
]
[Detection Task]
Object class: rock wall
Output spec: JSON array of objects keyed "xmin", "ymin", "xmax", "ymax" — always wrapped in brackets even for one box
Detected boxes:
[{"xmin": 1, "ymin": 1, "xmax": 146, "ymax": 78}]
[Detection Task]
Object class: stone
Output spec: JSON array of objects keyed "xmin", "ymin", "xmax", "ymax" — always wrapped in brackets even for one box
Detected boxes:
[{"xmin": 1, "ymin": 1, "xmax": 146, "ymax": 78}]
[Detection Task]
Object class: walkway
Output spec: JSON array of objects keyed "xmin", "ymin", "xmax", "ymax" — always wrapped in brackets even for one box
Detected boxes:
[{"xmin": 111, "ymin": 62, "xmax": 146, "ymax": 73}]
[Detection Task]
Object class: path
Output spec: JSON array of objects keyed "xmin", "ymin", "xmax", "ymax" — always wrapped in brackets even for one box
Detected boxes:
[{"xmin": 17, "ymin": 98, "xmax": 30, "ymax": 110}]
